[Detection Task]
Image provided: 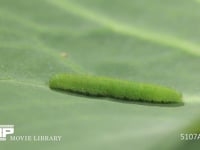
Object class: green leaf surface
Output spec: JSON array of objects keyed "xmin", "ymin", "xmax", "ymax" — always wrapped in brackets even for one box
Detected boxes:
[{"xmin": 0, "ymin": 0, "xmax": 200, "ymax": 149}]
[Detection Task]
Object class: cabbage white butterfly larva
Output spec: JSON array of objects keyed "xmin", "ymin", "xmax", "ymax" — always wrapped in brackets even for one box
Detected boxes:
[{"xmin": 49, "ymin": 74, "xmax": 182, "ymax": 104}]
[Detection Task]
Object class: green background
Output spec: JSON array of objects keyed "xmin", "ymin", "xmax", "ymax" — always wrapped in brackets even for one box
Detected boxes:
[{"xmin": 0, "ymin": 0, "xmax": 200, "ymax": 149}]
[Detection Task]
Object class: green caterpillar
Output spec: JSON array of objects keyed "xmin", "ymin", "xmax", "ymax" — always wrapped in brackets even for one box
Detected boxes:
[{"xmin": 49, "ymin": 74, "xmax": 182, "ymax": 104}]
